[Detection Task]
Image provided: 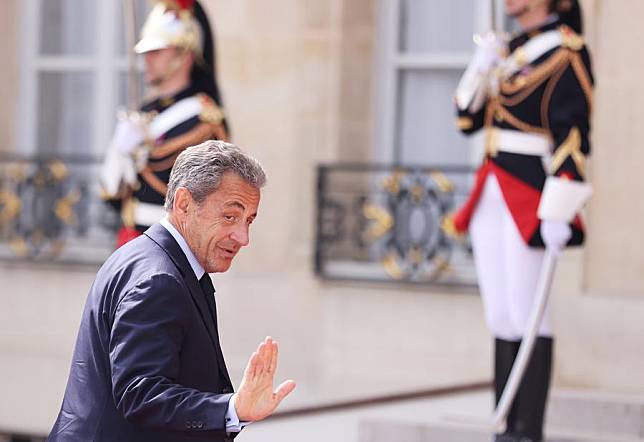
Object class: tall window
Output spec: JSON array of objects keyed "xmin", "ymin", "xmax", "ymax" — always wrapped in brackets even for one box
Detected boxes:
[
  {"xmin": 375, "ymin": 0, "xmax": 504, "ymax": 166},
  {"xmin": 18, "ymin": 0, "xmax": 148, "ymax": 157}
]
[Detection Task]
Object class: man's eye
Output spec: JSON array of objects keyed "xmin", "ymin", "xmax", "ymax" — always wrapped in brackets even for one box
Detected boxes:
[{"xmin": 224, "ymin": 215, "xmax": 237, "ymax": 222}]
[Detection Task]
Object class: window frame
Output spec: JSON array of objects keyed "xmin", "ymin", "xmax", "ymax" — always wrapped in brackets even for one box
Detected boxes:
[
  {"xmin": 374, "ymin": 0, "xmax": 505, "ymax": 165},
  {"xmin": 18, "ymin": 0, "xmax": 139, "ymax": 157}
]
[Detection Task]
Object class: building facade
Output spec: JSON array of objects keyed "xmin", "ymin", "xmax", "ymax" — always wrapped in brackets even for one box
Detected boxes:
[{"xmin": 1, "ymin": 0, "xmax": 643, "ymax": 438}]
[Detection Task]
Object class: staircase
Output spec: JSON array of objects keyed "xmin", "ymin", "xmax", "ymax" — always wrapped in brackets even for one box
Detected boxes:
[{"xmin": 358, "ymin": 389, "xmax": 644, "ymax": 442}]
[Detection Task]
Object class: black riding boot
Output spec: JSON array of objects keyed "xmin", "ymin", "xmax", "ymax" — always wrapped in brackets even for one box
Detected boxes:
[
  {"xmin": 494, "ymin": 338, "xmax": 520, "ymax": 442},
  {"xmin": 512, "ymin": 336, "xmax": 553, "ymax": 442}
]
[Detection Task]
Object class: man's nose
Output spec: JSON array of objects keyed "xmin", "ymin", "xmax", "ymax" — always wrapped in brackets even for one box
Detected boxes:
[{"xmin": 230, "ymin": 223, "xmax": 250, "ymax": 246}]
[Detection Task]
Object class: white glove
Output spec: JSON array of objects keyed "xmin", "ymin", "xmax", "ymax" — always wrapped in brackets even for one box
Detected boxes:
[
  {"xmin": 100, "ymin": 115, "xmax": 144, "ymax": 198},
  {"xmin": 455, "ymin": 32, "xmax": 505, "ymax": 111},
  {"xmin": 110, "ymin": 114, "xmax": 147, "ymax": 155},
  {"xmin": 471, "ymin": 32, "xmax": 504, "ymax": 75},
  {"xmin": 540, "ymin": 219, "xmax": 571, "ymax": 253},
  {"xmin": 99, "ymin": 144, "xmax": 138, "ymax": 198}
]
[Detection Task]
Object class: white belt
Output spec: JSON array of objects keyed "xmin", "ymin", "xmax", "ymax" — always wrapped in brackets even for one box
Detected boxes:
[
  {"xmin": 134, "ymin": 201, "xmax": 166, "ymax": 226},
  {"xmin": 486, "ymin": 128, "xmax": 552, "ymax": 156}
]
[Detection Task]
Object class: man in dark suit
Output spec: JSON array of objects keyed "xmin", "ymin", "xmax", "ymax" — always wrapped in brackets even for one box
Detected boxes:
[{"xmin": 48, "ymin": 140, "xmax": 295, "ymax": 441}]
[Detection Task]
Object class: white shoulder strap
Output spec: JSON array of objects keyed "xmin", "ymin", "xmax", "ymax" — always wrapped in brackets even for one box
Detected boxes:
[
  {"xmin": 147, "ymin": 96, "xmax": 203, "ymax": 140},
  {"xmin": 501, "ymin": 29, "xmax": 563, "ymax": 78}
]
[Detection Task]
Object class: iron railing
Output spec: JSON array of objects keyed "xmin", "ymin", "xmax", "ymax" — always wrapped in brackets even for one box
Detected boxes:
[
  {"xmin": 315, "ymin": 163, "xmax": 477, "ymax": 287},
  {"xmin": 0, "ymin": 156, "xmax": 478, "ymax": 285},
  {"xmin": 0, "ymin": 154, "xmax": 118, "ymax": 264}
]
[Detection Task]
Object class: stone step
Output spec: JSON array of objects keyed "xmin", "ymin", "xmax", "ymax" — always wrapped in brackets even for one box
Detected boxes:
[
  {"xmin": 358, "ymin": 419, "xmax": 644, "ymax": 442},
  {"xmin": 547, "ymin": 389, "xmax": 644, "ymax": 440},
  {"xmin": 356, "ymin": 389, "xmax": 644, "ymax": 442}
]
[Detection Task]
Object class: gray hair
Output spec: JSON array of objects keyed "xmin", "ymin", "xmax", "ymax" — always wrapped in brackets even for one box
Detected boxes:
[{"xmin": 164, "ymin": 140, "xmax": 266, "ymax": 211}]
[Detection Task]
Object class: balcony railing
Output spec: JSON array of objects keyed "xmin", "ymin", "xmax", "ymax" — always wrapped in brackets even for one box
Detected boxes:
[
  {"xmin": 1, "ymin": 156, "xmax": 478, "ymax": 286},
  {"xmin": 0, "ymin": 154, "xmax": 117, "ymax": 264},
  {"xmin": 314, "ymin": 163, "xmax": 477, "ymax": 287}
]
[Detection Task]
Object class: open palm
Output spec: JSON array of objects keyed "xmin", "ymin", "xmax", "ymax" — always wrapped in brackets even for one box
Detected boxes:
[{"xmin": 234, "ymin": 337, "xmax": 296, "ymax": 422}]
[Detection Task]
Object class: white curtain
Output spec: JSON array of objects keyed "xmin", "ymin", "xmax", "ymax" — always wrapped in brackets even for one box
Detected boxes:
[
  {"xmin": 37, "ymin": 72, "xmax": 94, "ymax": 154},
  {"xmin": 37, "ymin": 0, "xmax": 95, "ymax": 154},
  {"xmin": 399, "ymin": 70, "xmax": 469, "ymax": 166},
  {"xmin": 395, "ymin": 0, "xmax": 476, "ymax": 166},
  {"xmin": 35, "ymin": 0, "xmax": 149, "ymax": 154},
  {"xmin": 401, "ymin": 0, "xmax": 475, "ymax": 53},
  {"xmin": 40, "ymin": 0, "xmax": 95, "ymax": 55}
]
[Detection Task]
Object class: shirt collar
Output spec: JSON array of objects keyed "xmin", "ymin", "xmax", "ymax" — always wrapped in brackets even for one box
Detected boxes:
[{"xmin": 160, "ymin": 218, "xmax": 206, "ymax": 280}]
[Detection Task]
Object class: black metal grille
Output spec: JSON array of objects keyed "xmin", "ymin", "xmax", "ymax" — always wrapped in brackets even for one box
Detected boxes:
[
  {"xmin": 0, "ymin": 154, "xmax": 118, "ymax": 264},
  {"xmin": 315, "ymin": 163, "xmax": 476, "ymax": 287}
]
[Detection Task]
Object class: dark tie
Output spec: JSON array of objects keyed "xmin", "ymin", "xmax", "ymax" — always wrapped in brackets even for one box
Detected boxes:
[
  {"xmin": 198, "ymin": 273, "xmax": 232, "ymax": 387},
  {"xmin": 199, "ymin": 273, "xmax": 217, "ymax": 325}
]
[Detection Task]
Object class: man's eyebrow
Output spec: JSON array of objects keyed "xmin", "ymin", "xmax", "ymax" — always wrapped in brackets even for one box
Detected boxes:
[
  {"xmin": 223, "ymin": 201, "xmax": 245, "ymax": 210},
  {"xmin": 223, "ymin": 201, "xmax": 257, "ymax": 218}
]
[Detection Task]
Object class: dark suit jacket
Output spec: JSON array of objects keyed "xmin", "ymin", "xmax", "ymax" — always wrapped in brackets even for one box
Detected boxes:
[{"xmin": 48, "ymin": 223, "xmax": 236, "ymax": 441}]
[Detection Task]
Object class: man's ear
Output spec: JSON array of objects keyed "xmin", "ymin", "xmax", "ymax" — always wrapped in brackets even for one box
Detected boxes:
[{"xmin": 173, "ymin": 187, "xmax": 192, "ymax": 216}]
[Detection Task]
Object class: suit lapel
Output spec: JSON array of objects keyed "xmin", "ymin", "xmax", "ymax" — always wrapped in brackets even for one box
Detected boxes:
[{"xmin": 144, "ymin": 224, "xmax": 229, "ymax": 385}]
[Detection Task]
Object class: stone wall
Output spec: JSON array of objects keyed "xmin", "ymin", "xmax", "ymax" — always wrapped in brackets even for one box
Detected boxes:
[
  {"xmin": 0, "ymin": 0, "xmax": 18, "ymax": 152},
  {"xmin": 550, "ymin": 0, "xmax": 644, "ymax": 393},
  {"xmin": 0, "ymin": 1, "xmax": 490, "ymax": 436}
]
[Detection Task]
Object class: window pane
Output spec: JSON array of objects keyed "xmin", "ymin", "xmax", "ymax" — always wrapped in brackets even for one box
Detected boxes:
[
  {"xmin": 40, "ymin": 0, "xmax": 96, "ymax": 55},
  {"xmin": 37, "ymin": 72, "xmax": 95, "ymax": 154},
  {"xmin": 116, "ymin": 0, "xmax": 151, "ymax": 56},
  {"xmin": 397, "ymin": 70, "xmax": 470, "ymax": 166},
  {"xmin": 400, "ymin": 0, "xmax": 474, "ymax": 53},
  {"xmin": 116, "ymin": 71, "xmax": 146, "ymax": 113}
]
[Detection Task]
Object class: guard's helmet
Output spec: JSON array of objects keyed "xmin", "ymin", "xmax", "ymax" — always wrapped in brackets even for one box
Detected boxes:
[{"xmin": 134, "ymin": 1, "xmax": 202, "ymax": 54}]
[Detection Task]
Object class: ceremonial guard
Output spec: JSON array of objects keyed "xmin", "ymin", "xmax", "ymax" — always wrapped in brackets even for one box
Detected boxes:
[
  {"xmin": 101, "ymin": 0, "xmax": 228, "ymax": 247},
  {"xmin": 447, "ymin": 0, "xmax": 593, "ymax": 440}
]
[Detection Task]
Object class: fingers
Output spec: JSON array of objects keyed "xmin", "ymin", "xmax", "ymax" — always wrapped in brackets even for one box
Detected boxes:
[
  {"xmin": 273, "ymin": 380, "xmax": 296, "ymax": 403},
  {"xmin": 244, "ymin": 337, "xmax": 282, "ymax": 384},
  {"xmin": 257, "ymin": 337, "xmax": 278, "ymax": 374},
  {"xmin": 255, "ymin": 339, "xmax": 270, "ymax": 376},
  {"xmin": 268, "ymin": 339, "xmax": 278, "ymax": 374},
  {"xmin": 243, "ymin": 351, "xmax": 260, "ymax": 381},
  {"xmin": 244, "ymin": 337, "xmax": 272, "ymax": 380}
]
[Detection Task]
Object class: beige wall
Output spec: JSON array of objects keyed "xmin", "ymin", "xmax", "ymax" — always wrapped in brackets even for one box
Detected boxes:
[
  {"xmin": 203, "ymin": 0, "xmax": 345, "ymax": 270},
  {"xmin": 0, "ymin": 1, "xmax": 490, "ymax": 436},
  {"xmin": 337, "ymin": 0, "xmax": 376, "ymax": 162},
  {"xmin": 3, "ymin": 0, "xmax": 644, "ymax": 437},
  {"xmin": 550, "ymin": 0, "xmax": 644, "ymax": 393},
  {"xmin": 203, "ymin": 0, "xmax": 377, "ymax": 267},
  {"xmin": 0, "ymin": 0, "xmax": 18, "ymax": 152},
  {"xmin": 584, "ymin": 0, "xmax": 644, "ymax": 295}
]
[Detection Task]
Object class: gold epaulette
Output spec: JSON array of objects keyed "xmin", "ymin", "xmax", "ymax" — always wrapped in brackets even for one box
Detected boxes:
[
  {"xmin": 197, "ymin": 94, "xmax": 225, "ymax": 125},
  {"xmin": 456, "ymin": 116, "xmax": 473, "ymax": 130},
  {"xmin": 559, "ymin": 25, "xmax": 584, "ymax": 51}
]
